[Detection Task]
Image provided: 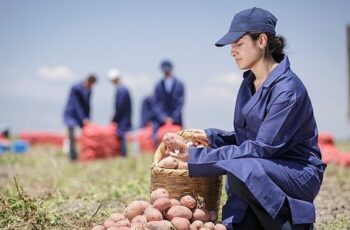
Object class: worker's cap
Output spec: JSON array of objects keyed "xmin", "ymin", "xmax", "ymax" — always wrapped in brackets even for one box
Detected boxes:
[
  {"xmin": 215, "ymin": 7, "xmax": 277, "ymax": 47},
  {"xmin": 160, "ymin": 60, "xmax": 173, "ymax": 72},
  {"xmin": 107, "ymin": 69, "xmax": 122, "ymax": 81}
]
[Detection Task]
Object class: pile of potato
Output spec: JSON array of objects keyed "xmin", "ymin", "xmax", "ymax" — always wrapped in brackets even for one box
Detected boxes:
[{"xmin": 92, "ymin": 188, "xmax": 227, "ymax": 230}]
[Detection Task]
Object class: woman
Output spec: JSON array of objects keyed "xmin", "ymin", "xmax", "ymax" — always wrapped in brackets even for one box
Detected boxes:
[{"xmin": 165, "ymin": 7, "xmax": 326, "ymax": 230}]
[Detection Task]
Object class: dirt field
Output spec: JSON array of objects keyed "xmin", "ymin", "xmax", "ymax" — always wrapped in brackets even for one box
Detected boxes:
[{"xmin": 0, "ymin": 145, "xmax": 349, "ymax": 229}]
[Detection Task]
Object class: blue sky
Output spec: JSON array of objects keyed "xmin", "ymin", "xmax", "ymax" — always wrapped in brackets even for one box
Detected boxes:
[{"xmin": 1, "ymin": 1, "xmax": 350, "ymax": 139}]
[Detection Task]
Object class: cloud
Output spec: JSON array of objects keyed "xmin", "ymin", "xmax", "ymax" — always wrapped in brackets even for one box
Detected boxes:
[
  {"xmin": 37, "ymin": 66, "xmax": 75, "ymax": 80},
  {"xmin": 191, "ymin": 72, "xmax": 242, "ymax": 106}
]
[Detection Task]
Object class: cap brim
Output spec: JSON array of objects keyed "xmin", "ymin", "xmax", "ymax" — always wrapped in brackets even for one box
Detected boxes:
[{"xmin": 215, "ymin": 31, "xmax": 246, "ymax": 47}]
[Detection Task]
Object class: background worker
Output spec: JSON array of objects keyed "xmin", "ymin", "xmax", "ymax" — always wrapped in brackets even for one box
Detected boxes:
[
  {"xmin": 63, "ymin": 74, "xmax": 97, "ymax": 161},
  {"xmin": 153, "ymin": 59, "xmax": 185, "ymax": 129},
  {"xmin": 108, "ymin": 69, "xmax": 132, "ymax": 157}
]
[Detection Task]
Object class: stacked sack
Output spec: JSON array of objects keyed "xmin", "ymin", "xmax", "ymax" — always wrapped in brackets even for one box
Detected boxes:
[
  {"xmin": 91, "ymin": 188, "xmax": 227, "ymax": 230},
  {"xmin": 18, "ymin": 132, "xmax": 65, "ymax": 146},
  {"xmin": 138, "ymin": 123, "xmax": 182, "ymax": 153},
  {"xmin": 319, "ymin": 132, "xmax": 350, "ymax": 167},
  {"xmin": 79, "ymin": 123, "xmax": 119, "ymax": 161}
]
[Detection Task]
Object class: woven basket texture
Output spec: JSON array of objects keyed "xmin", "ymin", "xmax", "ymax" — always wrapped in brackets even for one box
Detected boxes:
[{"xmin": 150, "ymin": 129, "xmax": 223, "ymax": 212}]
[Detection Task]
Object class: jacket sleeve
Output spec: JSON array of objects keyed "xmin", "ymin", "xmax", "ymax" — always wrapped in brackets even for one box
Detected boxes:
[
  {"xmin": 204, "ymin": 128, "xmax": 237, "ymax": 148},
  {"xmin": 189, "ymin": 90, "xmax": 306, "ymax": 176},
  {"xmin": 170, "ymin": 82, "xmax": 185, "ymax": 120}
]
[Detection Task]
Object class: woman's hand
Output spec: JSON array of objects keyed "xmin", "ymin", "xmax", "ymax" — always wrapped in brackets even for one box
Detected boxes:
[
  {"xmin": 189, "ymin": 129, "xmax": 208, "ymax": 146},
  {"xmin": 163, "ymin": 132, "xmax": 189, "ymax": 161}
]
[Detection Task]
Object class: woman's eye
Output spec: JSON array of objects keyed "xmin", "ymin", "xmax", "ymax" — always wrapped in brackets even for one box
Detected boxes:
[{"xmin": 237, "ymin": 43, "xmax": 242, "ymax": 47}]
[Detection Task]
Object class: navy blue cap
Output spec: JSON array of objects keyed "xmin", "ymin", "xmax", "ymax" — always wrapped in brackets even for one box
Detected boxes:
[
  {"xmin": 160, "ymin": 60, "xmax": 173, "ymax": 72},
  {"xmin": 215, "ymin": 7, "xmax": 277, "ymax": 47}
]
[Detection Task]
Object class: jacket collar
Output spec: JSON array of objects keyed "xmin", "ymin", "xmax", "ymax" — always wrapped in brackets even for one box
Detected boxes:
[{"xmin": 242, "ymin": 55, "xmax": 290, "ymax": 88}]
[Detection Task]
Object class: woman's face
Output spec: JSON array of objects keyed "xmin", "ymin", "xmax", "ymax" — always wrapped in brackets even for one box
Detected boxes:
[{"xmin": 230, "ymin": 34, "xmax": 264, "ymax": 70}]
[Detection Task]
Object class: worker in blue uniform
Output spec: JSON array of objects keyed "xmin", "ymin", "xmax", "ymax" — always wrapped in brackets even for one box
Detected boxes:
[
  {"xmin": 154, "ymin": 60, "xmax": 185, "ymax": 128},
  {"xmin": 108, "ymin": 69, "xmax": 132, "ymax": 157},
  {"xmin": 165, "ymin": 7, "xmax": 326, "ymax": 230},
  {"xmin": 63, "ymin": 74, "xmax": 97, "ymax": 161}
]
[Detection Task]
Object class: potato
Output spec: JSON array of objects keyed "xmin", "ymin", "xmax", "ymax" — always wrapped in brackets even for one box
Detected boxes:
[
  {"xmin": 192, "ymin": 208, "xmax": 210, "ymax": 222},
  {"xmin": 153, "ymin": 197, "xmax": 172, "ymax": 212},
  {"xmin": 170, "ymin": 198, "xmax": 180, "ymax": 206},
  {"xmin": 214, "ymin": 223, "xmax": 227, "ymax": 230},
  {"xmin": 180, "ymin": 195, "xmax": 197, "ymax": 209},
  {"xmin": 177, "ymin": 160, "xmax": 188, "ymax": 169},
  {"xmin": 171, "ymin": 217, "xmax": 190, "ymax": 230},
  {"xmin": 124, "ymin": 200, "xmax": 150, "ymax": 221},
  {"xmin": 131, "ymin": 215, "xmax": 147, "ymax": 227},
  {"xmin": 115, "ymin": 219, "xmax": 131, "ymax": 227},
  {"xmin": 204, "ymin": 222, "xmax": 215, "ymax": 229},
  {"xmin": 199, "ymin": 228, "xmax": 211, "ymax": 230},
  {"xmin": 209, "ymin": 211, "xmax": 217, "ymax": 222},
  {"xmin": 143, "ymin": 220, "xmax": 173, "ymax": 230},
  {"xmin": 158, "ymin": 156, "xmax": 178, "ymax": 169},
  {"xmin": 107, "ymin": 227, "xmax": 129, "ymax": 230},
  {"xmin": 108, "ymin": 227, "xmax": 130, "ymax": 230},
  {"xmin": 144, "ymin": 206, "xmax": 163, "ymax": 221},
  {"xmin": 166, "ymin": 205, "xmax": 192, "ymax": 220},
  {"xmin": 104, "ymin": 219, "xmax": 116, "ymax": 228},
  {"xmin": 163, "ymin": 132, "xmax": 187, "ymax": 153},
  {"xmin": 91, "ymin": 225, "xmax": 105, "ymax": 230},
  {"xmin": 150, "ymin": 188, "xmax": 170, "ymax": 203},
  {"xmin": 192, "ymin": 220, "xmax": 204, "ymax": 228},
  {"xmin": 190, "ymin": 225, "xmax": 199, "ymax": 230},
  {"xmin": 110, "ymin": 213, "xmax": 126, "ymax": 222}
]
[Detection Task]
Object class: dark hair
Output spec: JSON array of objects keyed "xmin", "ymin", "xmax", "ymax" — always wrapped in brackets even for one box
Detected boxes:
[
  {"xmin": 247, "ymin": 32, "xmax": 286, "ymax": 63},
  {"xmin": 86, "ymin": 74, "xmax": 97, "ymax": 83}
]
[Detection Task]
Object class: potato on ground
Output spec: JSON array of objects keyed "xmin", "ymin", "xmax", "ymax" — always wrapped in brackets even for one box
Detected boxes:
[
  {"xmin": 103, "ymin": 219, "xmax": 116, "ymax": 228},
  {"xmin": 214, "ymin": 223, "xmax": 227, "ymax": 230},
  {"xmin": 115, "ymin": 219, "xmax": 131, "ymax": 227},
  {"xmin": 124, "ymin": 200, "xmax": 150, "ymax": 221},
  {"xmin": 166, "ymin": 205, "xmax": 193, "ymax": 220},
  {"xmin": 180, "ymin": 195, "xmax": 197, "ymax": 209},
  {"xmin": 150, "ymin": 188, "xmax": 170, "ymax": 203},
  {"xmin": 153, "ymin": 197, "xmax": 172, "ymax": 212},
  {"xmin": 192, "ymin": 208, "xmax": 210, "ymax": 222},
  {"xmin": 107, "ymin": 227, "xmax": 130, "ymax": 230},
  {"xmin": 131, "ymin": 214, "xmax": 147, "ymax": 227},
  {"xmin": 204, "ymin": 222, "xmax": 215, "ymax": 229},
  {"xmin": 191, "ymin": 220, "xmax": 204, "ymax": 228},
  {"xmin": 144, "ymin": 206, "xmax": 163, "ymax": 221},
  {"xmin": 170, "ymin": 198, "xmax": 180, "ymax": 206},
  {"xmin": 91, "ymin": 225, "xmax": 105, "ymax": 230},
  {"xmin": 171, "ymin": 217, "xmax": 191, "ymax": 230},
  {"xmin": 110, "ymin": 213, "xmax": 126, "ymax": 222},
  {"xmin": 143, "ymin": 220, "xmax": 173, "ymax": 230}
]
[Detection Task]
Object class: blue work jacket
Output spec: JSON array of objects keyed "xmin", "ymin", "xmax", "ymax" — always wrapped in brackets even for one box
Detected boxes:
[
  {"xmin": 188, "ymin": 56, "xmax": 326, "ymax": 226},
  {"xmin": 63, "ymin": 82, "xmax": 91, "ymax": 128},
  {"xmin": 154, "ymin": 77, "xmax": 185, "ymax": 126},
  {"xmin": 112, "ymin": 85, "xmax": 132, "ymax": 136}
]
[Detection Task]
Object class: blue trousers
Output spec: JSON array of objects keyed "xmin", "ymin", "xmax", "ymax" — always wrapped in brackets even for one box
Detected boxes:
[
  {"xmin": 68, "ymin": 127, "xmax": 77, "ymax": 161},
  {"xmin": 228, "ymin": 174, "xmax": 314, "ymax": 230}
]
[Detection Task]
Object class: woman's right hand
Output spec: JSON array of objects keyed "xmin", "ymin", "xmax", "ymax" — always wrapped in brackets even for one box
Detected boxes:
[{"xmin": 190, "ymin": 129, "xmax": 208, "ymax": 145}]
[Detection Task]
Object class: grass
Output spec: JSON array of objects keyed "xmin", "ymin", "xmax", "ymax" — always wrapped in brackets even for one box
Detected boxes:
[{"xmin": 0, "ymin": 144, "xmax": 349, "ymax": 229}]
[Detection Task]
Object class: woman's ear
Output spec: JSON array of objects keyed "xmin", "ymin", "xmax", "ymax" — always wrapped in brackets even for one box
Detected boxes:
[{"xmin": 258, "ymin": 33, "xmax": 268, "ymax": 48}]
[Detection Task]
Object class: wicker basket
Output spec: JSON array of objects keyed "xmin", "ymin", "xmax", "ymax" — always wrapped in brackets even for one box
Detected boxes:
[{"xmin": 150, "ymin": 129, "xmax": 223, "ymax": 213}]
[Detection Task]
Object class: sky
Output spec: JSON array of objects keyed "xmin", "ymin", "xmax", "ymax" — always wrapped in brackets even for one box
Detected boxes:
[{"xmin": 1, "ymin": 1, "xmax": 350, "ymax": 140}]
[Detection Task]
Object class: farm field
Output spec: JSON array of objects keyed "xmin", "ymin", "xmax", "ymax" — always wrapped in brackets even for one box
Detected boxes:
[{"xmin": 0, "ymin": 144, "xmax": 349, "ymax": 230}]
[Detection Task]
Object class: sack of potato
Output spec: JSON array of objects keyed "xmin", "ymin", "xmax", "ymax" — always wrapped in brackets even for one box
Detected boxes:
[
  {"xmin": 91, "ymin": 187, "xmax": 227, "ymax": 230},
  {"xmin": 150, "ymin": 130, "xmax": 223, "ymax": 220}
]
